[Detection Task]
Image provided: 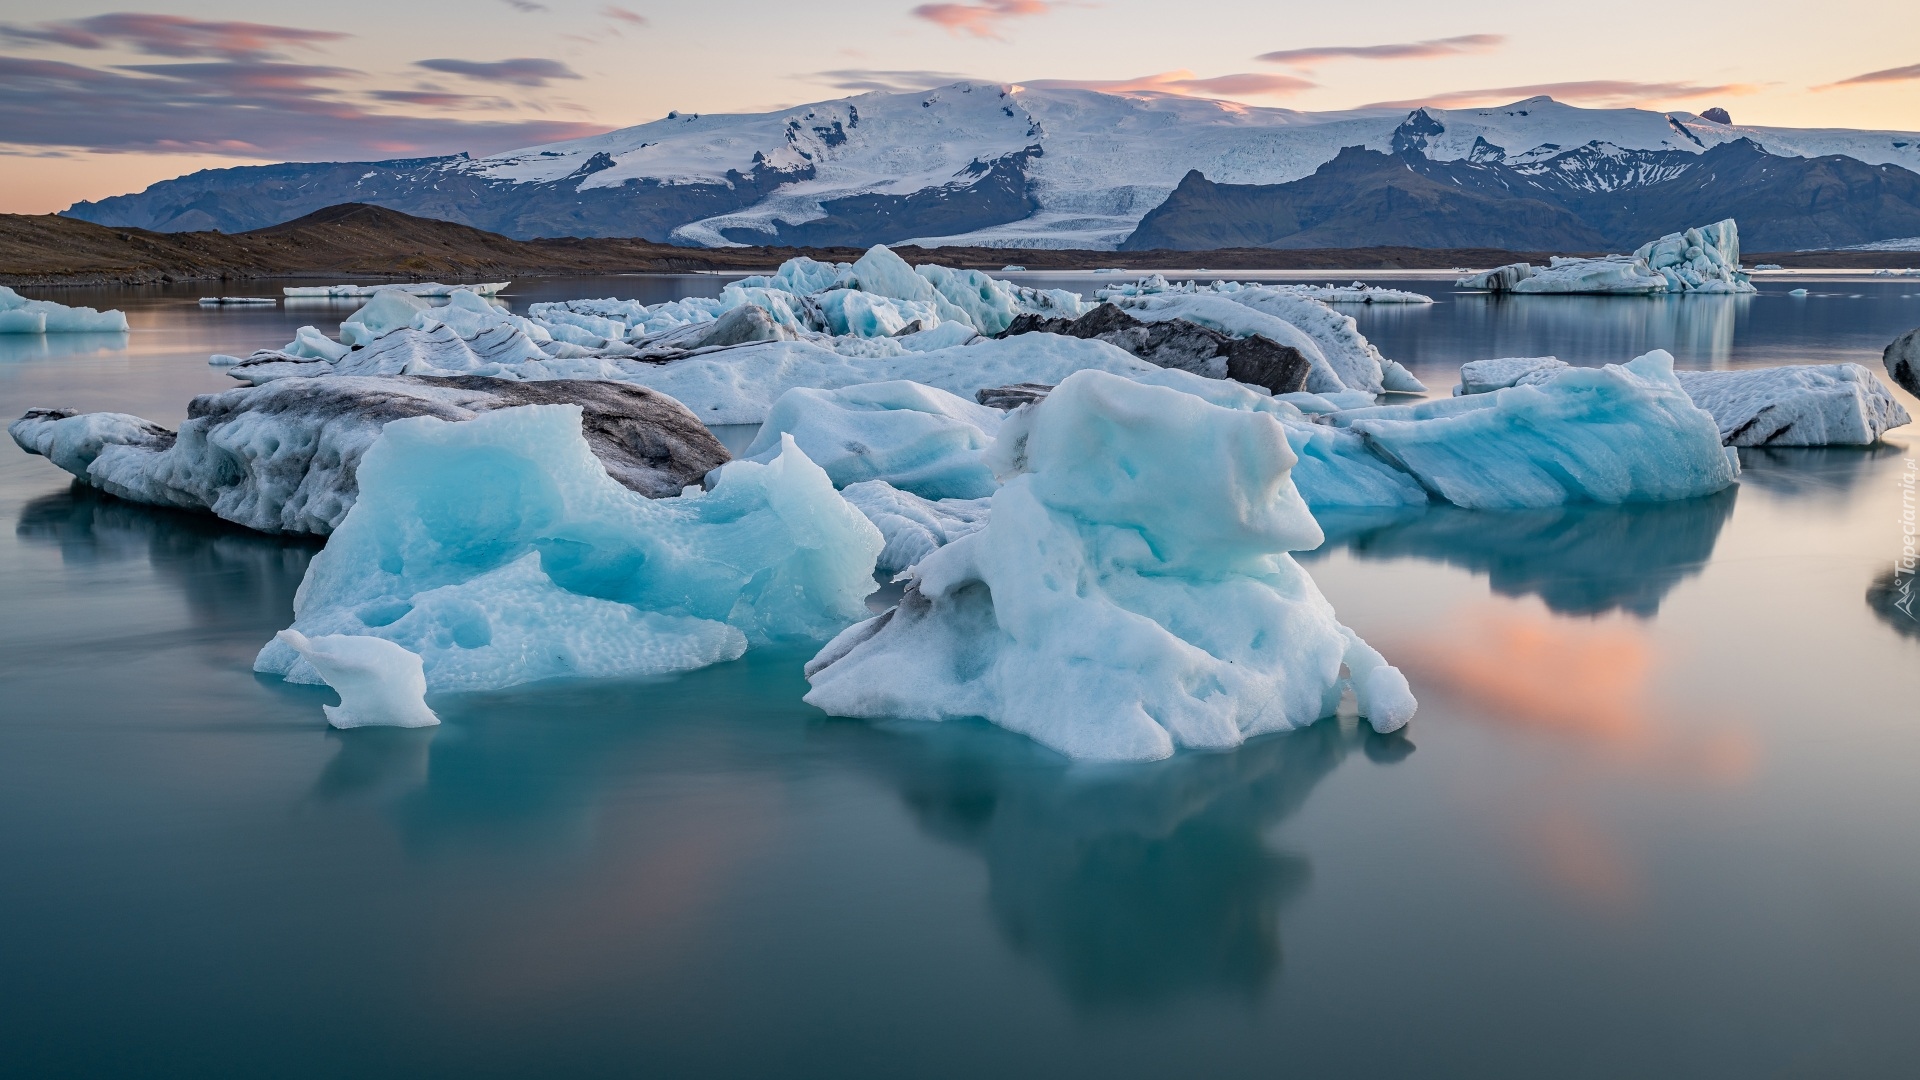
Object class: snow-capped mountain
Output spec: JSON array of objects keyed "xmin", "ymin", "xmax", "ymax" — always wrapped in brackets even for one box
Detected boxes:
[{"xmin": 64, "ymin": 84, "xmax": 1920, "ymax": 251}]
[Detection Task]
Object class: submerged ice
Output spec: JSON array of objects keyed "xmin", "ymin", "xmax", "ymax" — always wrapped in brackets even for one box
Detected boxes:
[{"xmin": 803, "ymin": 370, "xmax": 1416, "ymax": 762}]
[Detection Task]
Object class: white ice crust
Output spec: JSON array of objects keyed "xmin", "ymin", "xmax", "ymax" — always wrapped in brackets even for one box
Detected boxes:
[
  {"xmin": 803, "ymin": 370, "xmax": 1415, "ymax": 762},
  {"xmin": 254, "ymin": 406, "xmax": 883, "ymax": 692},
  {"xmin": 840, "ymin": 480, "xmax": 992, "ymax": 573},
  {"xmin": 745, "ymin": 381, "xmax": 1003, "ymax": 499},
  {"xmin": 274, "ymin": 630, "xmax": 440, "ymax": 729},
  {"xmin": 0, "ymin": 286, "xmax": 129, "ymax": 334},
  {"xmin": 1673, "ymin": 364, "xmax": 1910, "ymax": 446}
]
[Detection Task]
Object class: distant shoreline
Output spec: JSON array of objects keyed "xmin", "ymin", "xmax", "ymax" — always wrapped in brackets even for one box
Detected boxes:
[{"xmin": 5, "ymin": 203, "xmax": 1914, "ymax": 288}]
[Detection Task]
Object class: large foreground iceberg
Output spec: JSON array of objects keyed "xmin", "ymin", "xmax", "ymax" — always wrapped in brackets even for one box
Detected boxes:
[
  {"xmin": 0, "ymin": 286, "xmax": 129, "ymax": 333},
  {"xmin": 1458, "ymin": 219, "xmax": 1755, "ymax": 295},
  {"xmin": 10, "ymin": 376, "xmax": 728, "ymax": 534},
  {"xmin": 1333, "ymin": 351, "xmax": 1738, "ymax": 509},
  {"xmin": 256, "ymin": 406, "xmax": 883, "ymax": 692},
  {"xmin": 803, "ymin": 370, "xmax": 1415, "ymax": 762}
]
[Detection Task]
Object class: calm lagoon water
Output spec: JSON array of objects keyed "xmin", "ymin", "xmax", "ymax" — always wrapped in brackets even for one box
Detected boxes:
[{"xmin": 3, "ymin": 275, "xmax": 1919, "ymax": 1078}]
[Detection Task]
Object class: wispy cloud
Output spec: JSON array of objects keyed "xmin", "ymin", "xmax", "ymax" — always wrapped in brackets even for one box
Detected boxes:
[
  {"xmin": 602, "ymin": 6, "xmax": 650, "ymax": 25},
  {"xmin": 0, "ymin": 55, "xmax": 605, "ymax": 159},
  {"xmin": 369, "ymin": 89, "xmax": 513, "ymax": 110},
  {"xmin": 0, "ymin": 13, "xmax": 345, "ymax": 62},
  {"xmin": 1814, "ymin": 62, "xmax": 1920, "ymax": 90},
  {"xmin": 911, "ymin": 0, "xmax": 1056, "ymax": 41},
  {"xmin": 499, "ymin": 0, "xmax": 549, "ymax": 12},
  {"xmin": 414, "ymin": 57, "xmax": 583, "ymax": 88},
  {"xmin": 1023, "ymin": 70, "xmax": 1315, "ymax": 98},
  {"xmin": 1257, "ymin": 34, "xmax": 1503, "ymax": 68},
  {"xmin": 1363, "ymin": 80, "xmax": 1759, "ymax": 110},
  {"xmin": 800, "ymin": 68, "xmax": 981, "ymax": 93}
]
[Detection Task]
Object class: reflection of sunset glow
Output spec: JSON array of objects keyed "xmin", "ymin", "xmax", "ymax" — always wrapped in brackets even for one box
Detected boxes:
[{"xmin": 1392, "ymin": 604, "xmax": 1757, "ymax": 782}]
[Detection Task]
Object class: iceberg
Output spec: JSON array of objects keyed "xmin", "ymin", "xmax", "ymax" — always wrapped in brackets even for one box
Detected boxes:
[
  {"xmin": 1673, "ymin": 364, "xmax": 1910, "ymax": 446},
  {"xmin": 1454, "ymin": 357, "xmax": 1911, "ymax": 446},
  {"xmin": 0, "ymin": 286, "xmax": 129, "ymax": 333},
  {"xmin": 998, "ymin": 303, "xmax": 1312, "ymax": 395},
  {"xmin": 10, "ymin": 376, "xmax": 729, "ymax": 535},
  {"xmin": 1887, "ymin": 327, "xmax": 1920, "ymax": 397},
  {"xmin": 274, "ymin": 630, "xmax": 440, "ymax": 729},
  {"xmin": 256, "ymin": 406, "xmax": 883, "ymax": 693},
  {"xmin": 840, "ymin": 480, "xmax": 991, "ymax": 573},
  {"xmin": 803, "ymin": 369, "xmax": 1416, "ymax": 762},
  {"xmin": 1106, "ymin": 292, "xmax": 1363, "ymax": 394},
  {"xmin": 745, "ymin": 381, "xmax": 1003, "ymax": 500},
  {"xmin": 1333, "ymin": 351, "xmax": 1738, "ymax": 509},
  {"xmin": 1456, "ymin": 219, "xmax": 1755, "ymax": 295},
  {"xmin": 283, "ymin": 282, "xmax": 509, "ymax": 298}
]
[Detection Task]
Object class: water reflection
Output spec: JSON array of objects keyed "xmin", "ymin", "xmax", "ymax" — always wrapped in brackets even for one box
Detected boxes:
[
  {"xmin": 1313, "ymin": 489, "xmax": 1736, "ymax": 617},
  {"xmin": 0, "ymin": 331, "xmax": 129, "ymax": 364},
  {"xmin": 1736, "ymin": 444, "xmax": 1908, "ymax": 502},
  {"xmin": 1356, "ymin": 293, "xmax": 1746, "ymax": 371},
  {"xmin": 833, "ymin": 717, "xmax": 1413, "ymax": 1010},
  {"xmin": 15, "ymin": 483, "xmax": 318, "ymax": 631},
  {"xmin": 1866, "ymin": 567, "xmax": 1920, "ymax": 640}
]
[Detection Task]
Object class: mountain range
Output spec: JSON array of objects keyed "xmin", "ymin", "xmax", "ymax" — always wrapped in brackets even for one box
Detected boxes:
[{"xmin": 63, "ymin": 84, "xmax": 1920, "ymax": 253}]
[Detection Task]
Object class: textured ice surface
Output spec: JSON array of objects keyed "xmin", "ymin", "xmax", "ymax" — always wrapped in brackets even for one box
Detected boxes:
[
  {"xmin": 1108, "ymin": 293, "xmax": 1352, "ymax": 393},
  {"xmin": 803, "ymin": 369, "xmax": 1415, "ymax": 762},
  {"xmin": 1458, "ymin": 219, "xmax": 1754, "ymax": 295},
  {"xmin": 1886, "ymin": 328, "xmax": 1920, "ymax": 397},
  {"xmin": 1674, "ymin": 364, "xmax": 1910, "ymax": 446},
  {"xmin": 10, "ymin": 376, "xmax": 728, "ymax": 534},
  {"xmin": 284, "ymin": 282, "xmax": 508, "ymax": 297},
  {"xmin": 0, "ymin": 287, "xmax": 129, "ymax": 334},
  {"xmin": 274, "ymin": 630, "xmax": 440, "ymax": 729},
  {"xmin": 745, "ymin": 381, "xmax": 1002, "ymax": 499},
  {"xmin": 840, "ymin": 480, "xmax": 992, "ymax": 573},
  {"xmin": 256, "ymin": 406, "xmax": 882, "ymax": 692},
  {"xmin": 1335, "ymin": 350, "xmax": 1738, "ymax": 509},
  {"xmin": 1454, "ymin": 356, "xmax": 1570, "ymax": 395}
]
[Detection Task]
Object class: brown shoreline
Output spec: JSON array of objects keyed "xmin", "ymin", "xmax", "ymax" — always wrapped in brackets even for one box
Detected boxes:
[{"xmin": 3, "ymin": 203, "xmax": 1914, "ymax": 287}]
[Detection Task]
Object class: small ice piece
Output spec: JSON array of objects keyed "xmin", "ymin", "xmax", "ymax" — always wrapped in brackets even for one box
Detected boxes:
[
  {"xmin": 1454, "ymin": 356, "xmax": 1570, "ymax": 395},
  {"xmin": 274, "ymin": 630, "xmax": 439, "ymax": 729},
  {"xmin": 256, "ymin": 405, "xmax": 881, "ymax": 693},
  {"xmin": 840, "ymin": 480, "xmax": 992, "ymax": 572},
  {"xmin": 744, "ymin": 381, "xmax": 1002, "ymax": 499},
  {"xmin": 803, "ymin": 369, "xmax": 1415, "ymax": 762},
  {"xmin": 1674, "ymin": 364, "xmax": 1910, "ymax": 446},
  {"xmin": 283, "ymin": 282, "xmax": 509, "ymax": 298},
  {"xmin": 0, "ymin": 286, "xmax": 129, "ymax": 333},
  {"xmin": 1334, "ymin": 350, "xmax": 1738, "ymax": 509},
  {"xmin": 1789, "ymin": 288, "xmax": 1810, "ymax": 297}
]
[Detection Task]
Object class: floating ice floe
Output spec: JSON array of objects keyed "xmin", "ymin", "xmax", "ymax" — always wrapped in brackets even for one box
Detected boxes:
[
  {"xmin": 744, "ymin": 381, "xmax": 1003, "ymax": 500},
  {"xmin": 1453, "ymin": 356, "xmax": 1910, "ymax": 446},
  {"xmin": 197, "ymin": 296, "xmax": 277, "ymax": 306},
  {"xmin": 256, "ymin": 406, "xmax": 882, "ymax": 693},
  {"xmin": 10, "ymin": 376, "xmax": 728, "ymax": 535},
  {"xmin": 1458, "ymin": 219, "xmax": 1756, "ymax": 295},
  {"xmin": 1331, "ymin": 351, "xmax": 1738, "ymax": 509},
  {"xmin": 283, "ymin": 282, "xmax": 510, "ymax": 298},
  {"xmin": 1095, "ymin": 274, "xmax": 1434, "ymax": 305},
  {"xmin": 274, "ymin": 630, "xmax": 439, "ymax": 729},
  {"xmin": 0, "ymin": 286, "xmax": 129, "ymax": 333},
  {"xmin": 1673, "ymin": 365, "xmax": 1910, "ymax": 446},
  {"xmin": 803, "ymin": 369, "xmax": 1416, "ymax": 762},
  {"xmin": 229, "ymin": 245, "xmax": 1414, "ymax": 402}
]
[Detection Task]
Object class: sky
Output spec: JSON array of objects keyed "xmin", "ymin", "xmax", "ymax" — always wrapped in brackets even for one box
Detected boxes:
[{"xmin": 1, "ymin": 0, "xmax": 1916, "ymax": 214}]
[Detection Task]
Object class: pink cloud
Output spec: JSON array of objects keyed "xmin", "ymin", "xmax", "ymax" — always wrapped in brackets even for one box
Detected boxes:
[
  {"xmin": 1815, "ymin": 62, "xmax": 1920, "ymax": 90},
  {"xmin": 1257, "ymin": 34, "xmax": 1503, "ymax": 67},
  {"xmin": 1363, "ymin": 80, "xmax": 1760, "ymax": 110},
  {"xmin": 911, "ymin": 0, "xmax": 1055, "ymax": 41},
  {"xmin": 0, "ymin": 13, "xmax": 346, "ymax": 62},
  {"xmin": 1022, "ymin": 70, "xmax": 1315, "ymax": 98}
]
